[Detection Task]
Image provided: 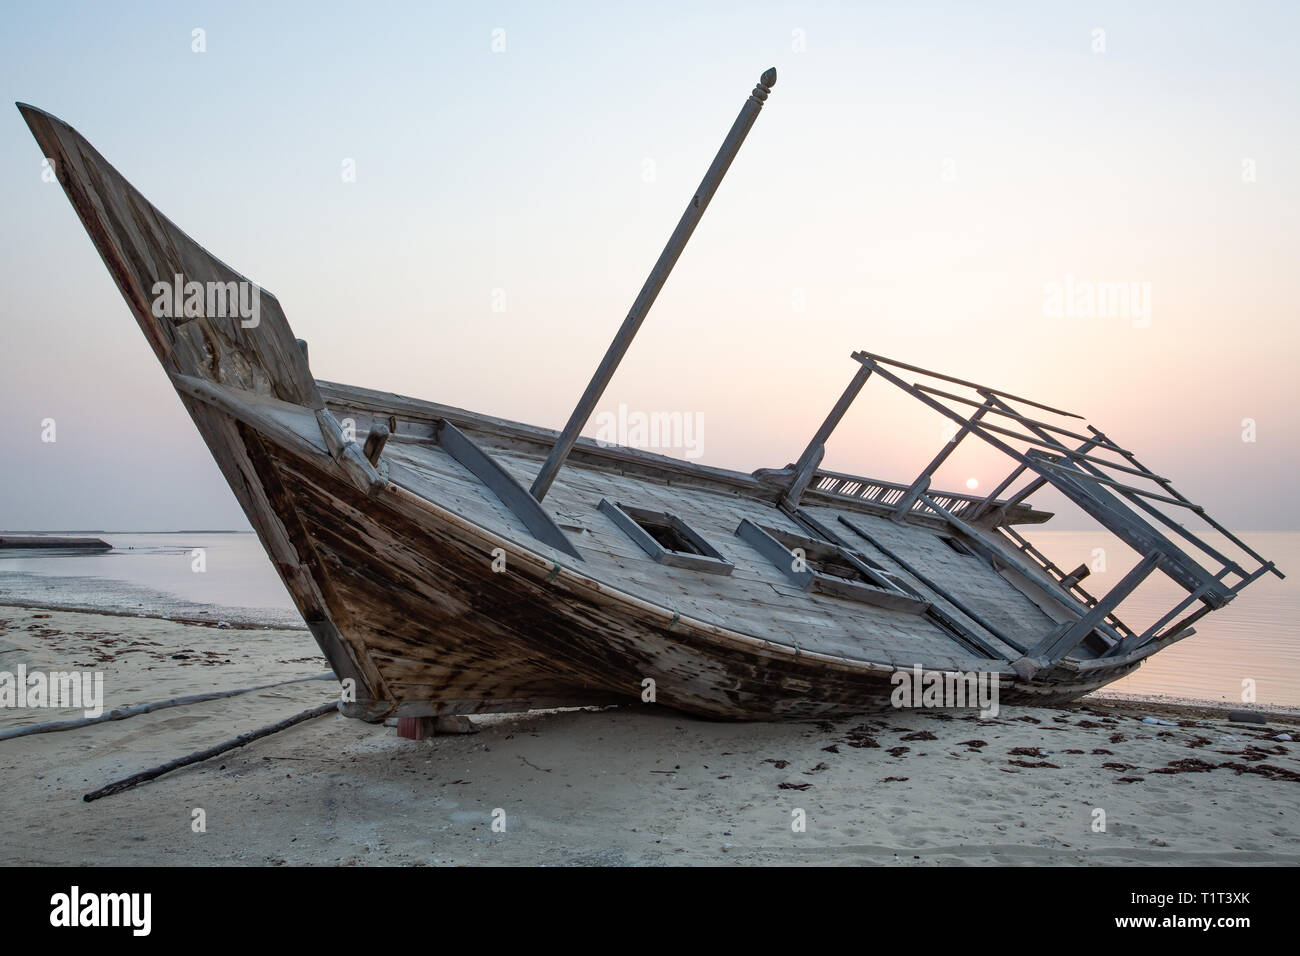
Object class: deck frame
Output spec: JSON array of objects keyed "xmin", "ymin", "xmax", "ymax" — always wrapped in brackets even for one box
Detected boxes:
[{"xmin": 836, "ymin": 350, "xmax": 1281, "ymax": 659}]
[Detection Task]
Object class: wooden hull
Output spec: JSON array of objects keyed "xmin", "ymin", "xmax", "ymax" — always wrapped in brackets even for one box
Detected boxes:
[{"xmin": 239, "ymin": 426, "xmax": 1145, "ymax": 721}]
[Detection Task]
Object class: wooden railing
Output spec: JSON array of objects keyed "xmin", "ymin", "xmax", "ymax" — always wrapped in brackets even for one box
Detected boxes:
[{"xmin": 809, "ymin": 469, "xmax": 1014, "ymax": 520}]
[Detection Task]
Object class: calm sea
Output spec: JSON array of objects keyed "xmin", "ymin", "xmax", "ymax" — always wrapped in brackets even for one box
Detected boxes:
[
  {"xmin": 0, "ymin": 532, "xmax": 304, "ymax": 629},
  {"xmin": 1, "ymin": 530, "xmax": 1296, "ymax": 707}
]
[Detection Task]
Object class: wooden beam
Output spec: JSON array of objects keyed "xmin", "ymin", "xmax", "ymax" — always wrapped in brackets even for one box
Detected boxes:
[
  {"xmin": 1027, "ymin": 454, "xmax": 1195, "ymax": 510},
  {"xmin": 781, "ymin": 364, "xmax": 873, "ymax": 509},
  {"xmin": 913, "ymin": 383, "xmax": 1132, "ymax": 453},
  {"xmin": 0, "ymin": 673, "xmax": 334, "ymax": 742},
  {"xmin": 1026, "ymin": 454, "xmax": 1232, "ymax": 604},
  {"xmin": 837, "ymin": 515, "xmax": 1025, "ymax": 655},
  {"xmin": 1087, "ymin": 426, "xmax": 1284, "ymax": 580},
  {"xmin": 969, "ymin": 418, "xmax": 1172, "ymax": 483},
  {"xmin": 1059, "ymin": 563, "xmax": 1091, "ymax": 590},
  {"xmin": 891, "ymin": 396, "xmax": 995, "ymax": 522},
  {"xmin": 438, "ymin": 420, "xmax": 582, "ymax": 559},
  {"xmin": 852, "ymin": 351, "xmax": 1083, "ymax": 420},
  {"xmin": 1029, "ymin": 552, "xmax": 1161, "ymax": 661},
  {"xmin": 967, "ymin": 463, "xmax": 1028, "ymax": 520},
  {"xmin": 978, "ymin": 395, "xmax": 1242, "ymax": 578},
  {"xmin": 83, "ymin": 702, "xmax": 338, "ymax": 802},
  {"xmin": 530, "ymin": 68, "xmax": 779, "ymax": 501}
]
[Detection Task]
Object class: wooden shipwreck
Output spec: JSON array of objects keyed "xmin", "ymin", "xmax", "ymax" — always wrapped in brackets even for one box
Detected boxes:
[{"xmin": 17, "ymin": 70, "xmax": 1281, "ymax": 721}]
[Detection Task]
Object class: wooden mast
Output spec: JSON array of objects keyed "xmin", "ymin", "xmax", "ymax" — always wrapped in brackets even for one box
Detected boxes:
[{"xmin": 530, "ymin": 67, "xmax": 778, "ymax": 501}]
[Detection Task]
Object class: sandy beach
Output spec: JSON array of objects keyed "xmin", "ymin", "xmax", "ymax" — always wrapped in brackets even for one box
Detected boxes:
[{"xmin": 2, "ymin": 604, "xmax": 1297, "ymax": 866}]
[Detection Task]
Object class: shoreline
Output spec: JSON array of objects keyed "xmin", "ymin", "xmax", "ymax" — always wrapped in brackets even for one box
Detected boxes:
[{"xmin": 0, "ymin": 600, "xmax": 309, "ymax": 632}]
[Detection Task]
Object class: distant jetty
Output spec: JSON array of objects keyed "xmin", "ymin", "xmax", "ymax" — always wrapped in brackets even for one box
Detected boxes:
[{"xmin": 0, "ymin": 535, "xmax": 111, "ymax": 552}]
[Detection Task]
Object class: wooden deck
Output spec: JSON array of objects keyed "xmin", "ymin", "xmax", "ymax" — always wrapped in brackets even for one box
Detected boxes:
[{"xmin": 320, "ymin": 383, "xmax": 1063, "ymax": 664}]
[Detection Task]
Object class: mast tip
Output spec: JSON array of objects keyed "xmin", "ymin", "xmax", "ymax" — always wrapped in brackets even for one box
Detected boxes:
[{"xmin": 761, "ymin": 67, "xmax": 777, "ymax": 88}]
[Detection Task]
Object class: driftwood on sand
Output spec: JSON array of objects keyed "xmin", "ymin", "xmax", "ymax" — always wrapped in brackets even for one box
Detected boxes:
[
  {"xmin": 0, "ymin": 673, "xmax": 335, "ymax": 742},
  {"xmin": 82, "ymin": 701, "xmax": 339, "ymax": 802}
]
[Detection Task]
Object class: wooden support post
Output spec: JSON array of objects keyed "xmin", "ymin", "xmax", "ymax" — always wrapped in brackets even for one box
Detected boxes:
[
  {"xmin": 972, "ymin": 435, "xmax": 1099, "ymax": 521},
  {"xmin": 1059, "ymin": 563, "xmax": 1091, "ymax": 590},
  {"xmin": 397, "ymin": 716, "xmax": 435, "ymax": 741},
  {"xmin": 397, "ymin": 715, "xmax": 479, "ymax": 739},
  {"xmin": 363, "ymin": 423, "xmax": 390, "ymax": 466},
  {"xmin": 891, "ymin": 396, "xmax": 995, "ymax": 522},
  {"xmin": 889, "ymin": 476, "xmax": 928, "ymax": 523},
  {"xmin": 781, "ymin": 364, "xmax": 873, "ymax": 510},
  {"xmin": 1030, "ymin": 551, "xmax": 1161, "ymax": 661},
  {"xmin": 530, "ymin": 68, "xmax": 778, "ymax": 502},
  {"xmin": 968, "ymin": 463, "xmax": 1027, "ymax": 520}
]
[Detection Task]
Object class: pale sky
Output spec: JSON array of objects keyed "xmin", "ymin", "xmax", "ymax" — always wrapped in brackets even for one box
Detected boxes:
[{"xmin": 1, "ymin": 1, "xmax": 1297, "ymax": 532}]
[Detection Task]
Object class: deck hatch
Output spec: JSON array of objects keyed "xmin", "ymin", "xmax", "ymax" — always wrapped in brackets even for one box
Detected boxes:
[
  {"xmin": 939, "ymin": 535, "xmax": 977, "ymax": 557},
  {"xmin": 598, "ymin": 499, "xmax": 735, "ymax": 575},
  {"xmin": 735, "ymin": 519, "xmax": 928, "ymax": 613}
]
